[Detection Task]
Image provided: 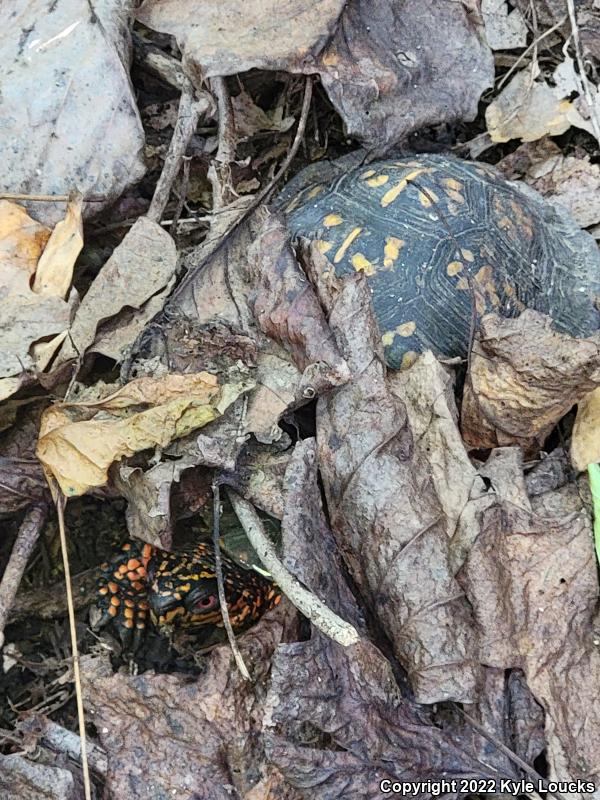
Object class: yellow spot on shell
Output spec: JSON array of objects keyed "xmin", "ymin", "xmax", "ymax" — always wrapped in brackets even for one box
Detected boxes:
[
  {"xmin": 333, "ymin": 227, "xmax": 362, "ymax": 263},
  {"xmin": 307, "ymin": 185, "xmax": 324, "ymax": 199},
  {"xmin": 475, "ymin": 265, "xmax": 493, "ymax": 283},
  {"xmin": 445, "ymin": 189, "xmax": 465, "ymax": 204},
  {"xmin": 366, "ymin": 174, "xmax": 389, "ymax": 188},
  {"xmin": 380, "ymin": 168, "xmax": 426, "ymax": 207},
  {"xmin": 360, "ymin": 169, "xmax": 376, "ymax": 179},
  {"xmin": 315, "ymin": 240, "xmax": 333, "ymax": 254},
  {"xmin": 351, "ymin": 252, "xmax": 376, "ymax": 276},
  {"xmin": 447, "ymin": 261, "xmax": 463, "ymax": 276},
  {"xmin": 324, "ymin": 213, "xmax": 343, "ymax": 227},
  {"xmin": 457, "ymin": 277, "xmax": 469, "ymax": 291},
  {"xmin": 383, "ymin": 236, "xmax": 404, "ymax": 268},
  {"xmin": 401, "ymin": 351, "xmax": 418, "ymax": 370},
  {"xmin": 284, "ymin": 196, "xmax": 302, "ymax": 213},
  {"xmin": 397, "ymin": 321, "xmax": 416, "ymax": 337},
  {"xmin": 443, "ymin": 178, "xmax": 464, "ymax": 191},
  {"xmin": 382, "ymin": 331, "xmax": 395, "ymax": 347},
  {"xmin": 461, "ymin": 249, "xmax": 475, "ymax": 262}
]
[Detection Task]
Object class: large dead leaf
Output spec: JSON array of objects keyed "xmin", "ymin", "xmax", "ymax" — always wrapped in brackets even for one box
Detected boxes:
[
  {"xmin": 265, "ymin": 439, "xmax": 501, "ymax": 796},
  {"xmin": 314, "ymin": 275, "xmax": 480, "ymax": 703},
  {"xmin": 82, "ymin": 604, "xmax": 298, "ymax": 800},
  {"xmin": 0, "ymin": 202, "xmax": 77, "ymax": 401},
  {"xmin": 0, "ymin": 0, "xmax": 146, "ymax": 227},
  {"xmin": 36, "ymin": 373, "xmax": 252, "ymax": 496},
  {"xmin": 462, "ymin": 311, "xmax": 600, "ymax": 453},
  {"xmin": 461, "ymin": 491, "xmax": 600, "ymax": 788}
]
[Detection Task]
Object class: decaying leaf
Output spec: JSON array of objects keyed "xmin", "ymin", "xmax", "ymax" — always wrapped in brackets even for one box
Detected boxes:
[
  {"xmin": 82, "ymin": 604, "xmax": 297, "ymax": 800},
  {"xmin": 0, "ymin": 0, "xmax": 146, "ymax": 226},
  {"xmin": 315, "ymin": 276, "xmax": 480, "ymax": 703},
  {"xmin": 57, "ymin": 216, "xmax": 178, "ymax": 364},
  {"xmin": 462, "ymin": 311, "xmax": 600, "ymax": 453},
  {"xmin": 36, "ymin": 373, "xmax": 252, "ymax": 496},
  {"xmin": 461, "ymin": 487, "xmax": 600, "ymax": 787},
  {"xmin": 0, "ymin": 202, "xmax": 77, "ymax": 401},
  {"xmin": 266, "ymin": 440, "xmax": 500, "ymax": 796},
  {"xmin": 571, "ymin": 387, "xmax": 600, "ymax": 471},
  {"xmin": 31, "ymin": 194, "xmax": 83, "ymax": 299}
]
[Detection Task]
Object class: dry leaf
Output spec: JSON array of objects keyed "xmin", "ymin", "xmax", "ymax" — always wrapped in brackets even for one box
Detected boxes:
[
  {"xmin": 571, "ymin": 387, "xmax": 600, "ymax": 471},
  {"xmin": 36, "ymin": 373, "xmax": 252, "ymax": 496},
  {"xmin": 57, "ymin": 216, "xmax": 177, "ymax": 364},
  {"xmin": 316, "ymin": 277, "xmax": 480, "ymax": 703},
  {"xmin": 31, "ymin": 194, "xmax": 83, "ymax": 298},
  {"xmin": 462, "ymin": 311, "xmax": 600, "ymax": 453},
  {"xmin": 0, "ymin": 202, "xmax": 75, "ymax": 400},
  {"xmin": 0, "ymin": 0, "xmax": 146, "ymax": 226},
  {"xmin": 481, "ymin": 0, "xmax": 528, "ymax": 50}
]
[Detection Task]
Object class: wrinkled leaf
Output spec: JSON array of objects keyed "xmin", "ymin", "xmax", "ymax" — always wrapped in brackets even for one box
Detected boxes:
[
  {"xmin": 314, "ymin": 276, "xmax": 480, "ymax": 703},
  {"xmin": 462, "ymin": 311, "xmax": 600, "ymax": 453},
  {"xmin": 36, "ymin": 373, "xmax": 252, "ymax": 496},
  {"xmin": 0, "ymin": 0, "xmax": 146, "ymax": 226},
  {"xmin": 58, "ymin": 216, "xmax": 177, "ymax": 364}
]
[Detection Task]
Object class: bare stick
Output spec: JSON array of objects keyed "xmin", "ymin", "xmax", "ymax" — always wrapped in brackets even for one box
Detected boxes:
[
  {"xmin": 212, "ymin": 481, "xmax": 250, "ymax": 680},
  {"xmin": 147, "ymin": 78, "xmax": 212, "ymax": 223},
  {"xmin": 227, "ymin": 489, "xmax": 359, "ymax": 647},
  {"xmin": 19, "ymin": 716, "xmax": 107, "ymax": 777},
  {"xmin": 0, "ymin": 193, "xmax": 105, "ymax": 203},
  {"xmin": 0, "ymin": 503, "xmax": 48, "ymax": 649},
  {"xmin": 55, "ymin": 492, "xmax": 92, "ymax": 800}
]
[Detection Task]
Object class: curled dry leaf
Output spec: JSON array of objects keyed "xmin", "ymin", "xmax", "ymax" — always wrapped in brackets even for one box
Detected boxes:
[
  {"xmin": 0, "ymin": 202, "xmax": 77, "ymax": 401},
  {"xmin": 266, "ymin": 440, "xmax": 498, "ymax": 796},
  {"xmin": 461, "ymin": 496, "xmax": 600, "ymax": 787},
  {"xmin": 31, "ymin": 193, "xmax": 83, "ymax": 299},
  {"xmin": 461, "ymin": 311, "xmax": 600, "ymax": 453},
  {"xmin": 82, "ymin": 604, "xmax": 298, "ymax": 800},
  {"xmin": 315, "ymin": 276, "xmax": 480, "ymax": 703},
  {"xmin": 36, "ymin": 372, "xmax": 252, "ymax": 496},
  {"xmin": 571, "ymin": 386, "xmax": 600, "ymax": 471},
  {"xmin": 57, "ymin": 216, "xmax": 178, "ymax": 365},
  {"xmin": 0, "ymin": 0, "xmax": 146, "ymax": 226}
]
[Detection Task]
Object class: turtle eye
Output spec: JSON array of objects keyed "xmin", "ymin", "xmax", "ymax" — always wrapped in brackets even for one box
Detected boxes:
[{"xmin": 192, "ymin": 594, "xmax": 218, "ymax": 613}]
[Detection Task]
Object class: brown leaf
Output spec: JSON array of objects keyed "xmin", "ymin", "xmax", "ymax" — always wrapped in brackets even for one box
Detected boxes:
[
  {"xmin": 82, "ymin": 604, "xmax": 298, "ymax": 800},
  {"xmin": 136, "ymin": 0, "xmax": 346, "ymax": 77},
  {"xmin": 36, "ymin": 373, "xmax": 251, "ymax": 496},
  {"xmin": 314, "ymin": 275, "xmax": 480, "ymax": 703},
  {"xmin": 58, "ymin": 217, "xmax": 177, "ymax": 364},
  {"xmin": 315, "ymin": 0, "xmax": 493, "ymax": 150},
  {"xmin": 266, "ymin": 440, "xmax": 499, "ymax": 796},
  {"xmin": 461, "ymin": 494, "xmax": 600, "ymax": 785},
  {"xmin": 461, "ymin": 311, "xmax": 600, "ymax": 453},
  {"xmin": 571, "ymin": 387, "xmax": 600, "ymax": 471}
]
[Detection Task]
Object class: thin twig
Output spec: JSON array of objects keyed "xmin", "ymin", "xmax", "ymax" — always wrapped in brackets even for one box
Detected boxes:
[
  {"xmin": 227, "ymin": 488, "xmax": 359, "ymax": 647},
  {"xmin": 566, "ymin": 0, "xmax": 600, "ymax": 146},
  {"xmin": 0, "ymin": 503, "xmax": 48, "ymax": 649},
  {"xmin": 496, "ymin": 16, "xmax": 567, "ymax": 90},
  {"xmin": 0, "ymin": 193, "xmax": 105, "ymax": 203},
  {"xmin": 54, "ymin": 491, "xmax": 92, "ymax": 800},
  {"xmin": 147, "ymin": 78, "xmax": 212, "ymax": 223},
  {"xmin": 19, "ymin": 716, "xmax": 107, "ymax": 777},
  {"xmin": 212, "ymin": 481, "xmax": 250, "ymax": 680}
]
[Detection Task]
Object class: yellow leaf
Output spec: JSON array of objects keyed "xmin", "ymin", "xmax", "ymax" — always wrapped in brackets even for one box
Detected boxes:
[{"xmin": 32, "ymin": 192, "xmax": 83, "ymax": 298}]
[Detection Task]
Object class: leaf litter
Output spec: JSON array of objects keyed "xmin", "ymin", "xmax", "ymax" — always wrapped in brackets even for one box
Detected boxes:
[{"xmin": 2, "ymin": 2, "xmax": 600, "ymax": 799}]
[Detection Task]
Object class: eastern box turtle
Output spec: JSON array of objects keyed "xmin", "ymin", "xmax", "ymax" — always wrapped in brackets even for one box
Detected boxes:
[
  {"xmin": 95, "ymin": 539, "xmax": 281, "ymax": 648},
  {"xmin": 276, "ymin": 154, "xmax": 600, "ymax": 369}
]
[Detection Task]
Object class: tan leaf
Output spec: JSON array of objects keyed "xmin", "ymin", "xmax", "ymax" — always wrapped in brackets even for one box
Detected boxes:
[
  {"xmin": 0, "ymin": 201, "xmax": 50, "ymax": 280},
  {"xmin": 571, "ymin": 387, "xmax": 600, "ymax": 471},
  {"xmin": 36, "ymin": 373, "xmax": 252, "ymax": 497},
  {"xmin": 32, "ymin": 193, "xmax": 83, "ymax": 298}
]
